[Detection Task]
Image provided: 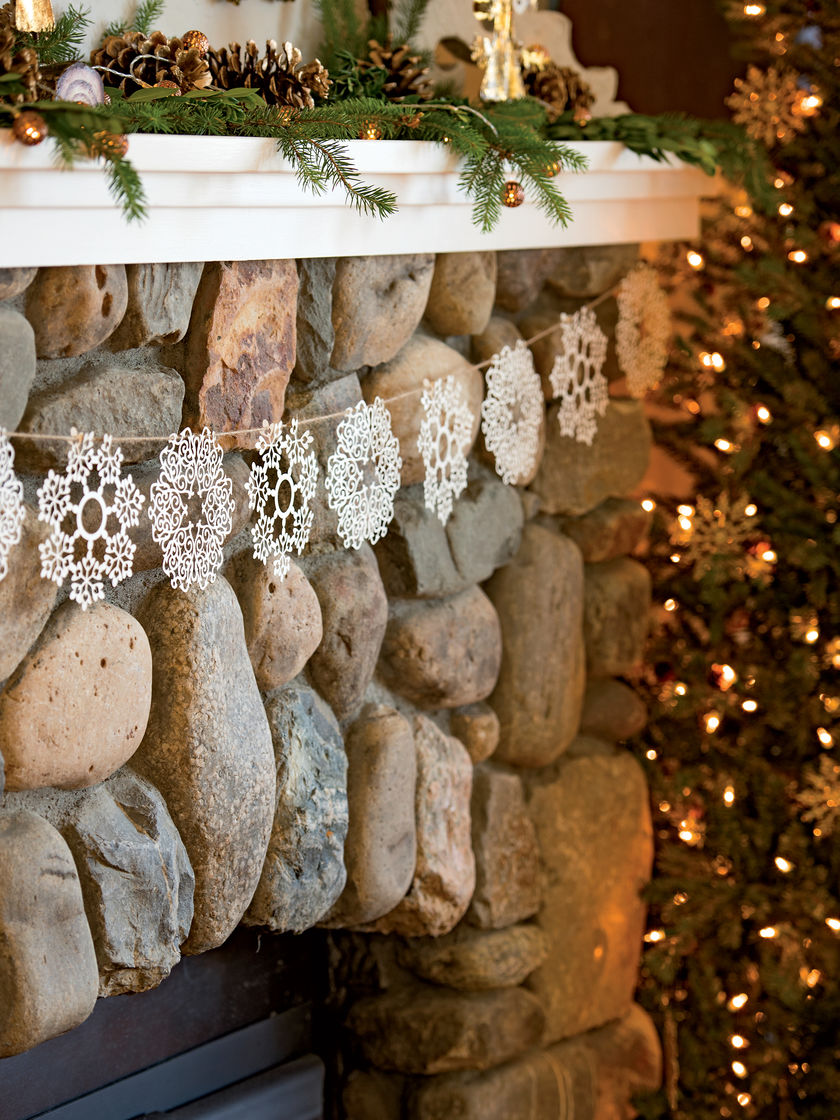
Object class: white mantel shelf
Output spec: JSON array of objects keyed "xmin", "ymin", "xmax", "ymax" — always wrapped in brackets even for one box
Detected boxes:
[{"xmin": 0, "ymin": 134, "xmax": 710, "ymax": 267}]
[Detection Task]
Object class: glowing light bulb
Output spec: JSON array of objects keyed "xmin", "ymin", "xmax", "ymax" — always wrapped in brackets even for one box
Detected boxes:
[
  {"xmin": 761, "ymin": 548, "xmax": 776, "ymax": 563},
  {"xmin": 686, "ymin": 249, "xmax": 705, "ymax": 269},
  {"xmin": 775, "ymin": 856, "xmax": 793, "ymax": 873},
  {"xmin": 742, "ymin": 699, "xmax": 758, "ymax": 713},
  {"xmin": 759, "ymin": 926, "xmax": 777, "ymax": 939},
  {"xmin": 715, "ymin": 438, "xmax": 733, "ymax": 453},
  {"xmin": 670, "ymin": 553, "xmax": 681, "ymax": 564},
  {"xmin": 788, "ymin": 249, "xmax": 808, "ymax": 263},
  {"xmin": 778, "ymin": 202, "xmax": 794, "ymax": 217},
  {"xmin": 645, "ymin": 748, "xmax": 657, "ymax": 761},
  {"xmin": 815, "ymin": 429, "xmax": 836, "ymax": 450},
  {"xmin": 731, "ymin": 1034, "xmax": 748, "ymax": 1049},
  {"xmin": 745, "ymin": 503, "xmax": 758, "ymax": 516},
  {"xmin": 756, "ymin": 296, "xmax": 770, "ymax": 310},
  {"xmin": 641, "ymin": 498, "xmax": 656, "ymax": 512},
  {"xmin": 827, "ymin": 297, "xmax": 840, "ymax": 311},
  {"xmin": 729, "ymin": 993, "xmax": 748, "ymax": 1010},
  {"xmin": 817, "ymin": 727, "xmax": 834, "ymax": 747},
  {"xmin": 644, "ymin": 929, "xmax": 665, "ymax": 943},
  {"xmin": 795, "ymin": 91, "xmax": 822, "ymax": 116},
  {"xmin": 663, "ymin": 598, "xmax": 677, "ymax": 612},
  {"xmin": 677, "ymin": 504, "xmax": 694, "ymax": 517},
  {"xmin": 716, "ymin": 664, "xmax": 737, "ymax": 688},
  {"xmin": 825, "ymin": 917, "xmax": 840, "ymax": 932},
  {"xmin": 735, "ymin": 204, "xmax": 753, "ymax": 218},
  {"xmin": 737, "ymin": 1094, "xmax": 752, "ymax": 1108},
  {"xmin": 805, "ymin": 969, "xmax": 821, "ymax": 987},
  {"xmin": 774, "ymin": 177, "xmax": 786, "ymax": 189},
  {"xmin": 678, "ymin": 515, "xmax": 693, "ymax": 532},
  {"xmin": 732, "ymin": 1060, "xmax": 748, "ymax": 1078},
  {"xmin": 756, "ymin": 405, "xmax": 772, "ymax": 423},
  {"xmin": 675, "ymin": 683, "xmax": 687, "ymax": 696},
  {"xmin": 704, "ymin": 713, "xmax": 721, "ymax": 733},
  {"xmin": 723, "ymin": 786, "xmax": 736, "ymax": 805},
  {"xmin": 741, "ymin": 235, "xmax": 754, "ymax": 251},
  {"xmin": 805, "ymin": 628, "xmax": 820, "ymax": 643},
  {"xmin": 743, "ymin": 2, "xmax": 765, "ymax": 13}
]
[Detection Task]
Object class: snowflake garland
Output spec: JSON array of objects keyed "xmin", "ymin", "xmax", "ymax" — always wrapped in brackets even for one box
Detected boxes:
[
  {"xmin": 417, "ymin": 375, "xmax": 474, "ymax": 525},
  {"xmin": 148, "ymin": 428, "xmax": 235, "ymax": 592},
  {"xmin": 0, "ymin": 429, "xmax": 25, "ymax": 582},
  {"xmin": 480, "ymin": 339, "xmax": 544, "ymax": 486},
  {"xmin": 324, "ymin": 397, "xmax": 402, "ymax": 551},
  {"xmin": 36, "ymin": 432, "xmax": 144, "ymax": 609},
  {"xmin": 615, "ymin": 265, "xmax": 671, "ymax": 399},
  {"xmin": 548, "ymin": 307, "xmax": 609, "ymax": 445},
  {"xmin": 246, "ymin": 418, "xmax": 319, "ymax": 580}
]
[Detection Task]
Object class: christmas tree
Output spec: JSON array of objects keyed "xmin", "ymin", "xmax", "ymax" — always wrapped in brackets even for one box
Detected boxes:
[{"xmin": 633, "ymin": 3, "xmax": 840, "ymax": 1117}]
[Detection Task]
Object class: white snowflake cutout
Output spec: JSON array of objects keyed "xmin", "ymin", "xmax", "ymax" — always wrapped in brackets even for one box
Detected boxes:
[
  {"xmin": 0, "ymin": 429, "xmax": 25, "ymax": 582},
  {"xmin": 549, "ymin": 306, "xmax": 610, "ymax": 446},
  {"xmin": 149, "ymin": 428, "xmax": 235, "ymax": 592},
  {"xmin": 36, "ymin": 432, "xmax": 144, "ymax": 609},
  {"xmin": 246, "ymin": 418, "xmax": 319, "ymax": 581},
  {"xmin": 324, "ymin": 397, "xmax": 402, "ymax": 551},
  {"xmin": 418, "ymin": 375, "xmax": 474, "ymax": 525},
  {"xmin": 480, "ymin": 339, "xmax": 544, "ymax": 486},
  {"xmin": 615, "ymin": 265, "xmax": 671, "ymax": 398}
]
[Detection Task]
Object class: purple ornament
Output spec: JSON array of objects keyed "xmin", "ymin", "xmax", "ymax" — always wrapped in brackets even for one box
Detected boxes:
[{"xmin": 54, "ymin": 62, "xmax": 107, "ymax": 106}]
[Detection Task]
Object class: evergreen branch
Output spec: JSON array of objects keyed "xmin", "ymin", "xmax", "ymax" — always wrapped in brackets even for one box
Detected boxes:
[
  {"xmin": 132, "ymin": 0, "xmax": 165, "ymax": 36},
  {"xmin": 313, "ymin": 0, "xmax": 366, "ymax": 71},
  {"xmin": 393, "ymin": 0, "xmax": 431, "ymax": 45}
]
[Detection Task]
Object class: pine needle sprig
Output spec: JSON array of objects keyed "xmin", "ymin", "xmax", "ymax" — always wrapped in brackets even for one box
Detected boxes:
[{"xmin": 393, "ymin": 0, "xmax": 432, "ymax": 47}]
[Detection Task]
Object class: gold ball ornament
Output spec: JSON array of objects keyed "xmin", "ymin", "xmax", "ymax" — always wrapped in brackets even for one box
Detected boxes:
[
  {"xmin": 155, "ymin": 80, "xmax": 183, "ymax": 95},
  {"xmin": 359, "ymin": 121, "xmax": 383, "ymax": 140},
  {"xmin": 12, "ymin": 110, "xmax": 47, "ymax": 146},
  {"xmin": 181, "ymin": 30, "xmax": 210, "ymax": 55},
  {"xmin": 90, "ymin": 130, "xmax": 130, "ymax": 158},
  {"xmin": 502, "ymin": 180, "xmax": 525, "ymax": 208},
  {"xmin": 543, "ymin": 159, "xmax": 561, "ymax": 177}
]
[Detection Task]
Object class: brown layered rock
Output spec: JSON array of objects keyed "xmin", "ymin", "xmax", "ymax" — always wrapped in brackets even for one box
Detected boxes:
[
  {"xmin": 108, "ymin": 261, "xmax": 204, "ymax": 349},
  {"xmin": 547, "ymin": 243, "xmax": 640, "ymax": 299},
  {"xmin": 450, "ymin": 701, "xmax": 500, "ymax": 764},
  {"xmin": 584, "ymin": 558, "xmax": 652, "ymax": 677},
  {"xmin": 558, "ymin": 497, "xmax": 652, "ymax": 563},
  {"xmin": 379, "ymin": 586, "xmax": 502, "ymax": 710},
  {"xmin": 0, "ymin": 810, "xmax": 99, "ymax": 1057},
  {"xmin": 0, "ymin": 602, "xmax": 152, "ymax": 791},
  {"xmin": 0, "ymin": 266, "xmax": 36, "ymax": 301},
  {"xmin": 184, "ymin": 259, "xmax": 297, "ymax": 444},
  {"xmin": 424, "ymin": 251, "xmax": 496, "ymax": 337},
  {"xmin": 25, "ymin": 264, "xmax": 128, "ymax": 358},
  {"xmin": 331, "ymin": 253, "xmax": 434, "ymax": 370},
  {"xmin": 0, "ymin": 305, "xmax": 35, "ymax": 430},
  {"xmin": 486, "ymin": 523, "xmax": 585, "ymax": 768},
  {"xmin": 0, "ymin": 505, "xmax": 57, "ymax": 683},
  {"xmin": 399, "ymin": 923, "xmax": 548, "ymax": 991},
  {"xmin": 133, "ymin": 578, "xmax": 275, "ymax": 954},
  {"xmin": 495, "ymin": 249, "xmax": 559, "ymax": 313},
  {"xmin": 370, "ymin": 716, "xmax": 474, "ymax": 937},
  {"xmin": 581, "ymin": 679, "xmax": 648, "ymax": 742}
]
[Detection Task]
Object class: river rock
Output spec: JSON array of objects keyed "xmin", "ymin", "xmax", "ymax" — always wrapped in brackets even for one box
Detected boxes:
[
  {"xmin": 0, "ymin": 602, "xmax": 152, "ymax": 791},
  {"xmin": 399, "ymin": 924, "xmax": 549, "ymax": 991},
  {"xmin": 531, "ymin": 400, "xmax": 652, "ymax": 517},
  {"xmin": 323, "ymin": 704, "xmax": 416, "ymax": 928},
  {"xmin": 5, "ymin": 767, "xmax": 194, "ymax": 996},
  {"xmin": 378, "ymin": 587, "xmax": 502, "ymax": 709},
  {"xmin": 373, "ymin": 485, "xmax": 463, "ymax": 599},
  {"xmin": 445, "ymin": 463, "xmax": 524, "ymax": 581},
  {"xmin": 485, "ymin": 523, "xmax": 585, "ymax": 768},
  {"xmin": 294, "ymin": 256, "xmax": 339, "ymax": 386},
  {"xmin": 25, "ymin": 264, "xmax": 128, "ymax": 358},
  {"xmin": 346, "ymin": 985, "xmax": 545, "ymax": 1075},
  {"xmin": 370, "ymin": 716, "xmax": 474, "ymax": 937},
  {"xmin": 424, "ymin": 252, "xmax": 496, "ymax": 336},
  {"xmin": 450, "ymin": 701, "xmax": 499, "ymax": 763},
  {"xmin": 132, "ymin": 577, "xmax": 275, "ymax": 954},
  {"xmin": 17, "ymin": 358, "xmax": 185, "ymax": 470},
  {"xmin": 331, "ymin": 254, "xmax": 435, "ymax": 370},
  {"xmin": 362, "ymin": 334, "xmax": 483, "ymax": 486},
  {"xmin": 468, "ymin": 766, "xmax": 540, "ymax": 929},
  {"xmin": 0, "ymin": 505, "xmax": 57, "ymax": 683},
  {"xmin": 524, "ymin": 738, "xmax": 653, "ymax": 1042},
  {"xmin": 245, "ymin": 684, "xmax": 347, "ymax": 932},
  {"xmin": 0, "ymin": 266, "xmax": 36, "ymax": 301},
  {"xmin": 521, "ymin": 295, "xmax": 622, "ymax": 393},
  {"xmin": 470, "ymin": 315, "xmax": 523, "ymax": 364},
  {"xmin": 107, "ymin": 261, "xmax": 204, "ymax": 349},
  {"xmin": 584, "ymin": 558, "xmax": 652, "ymax": 677},
  {"xmin": 343, "ymin": 1070, "xmax": 405, "ymax": 1120},
  {"xmin": 495, "ymin": 249, "xmax": 559, "ymax": 313},
  {"xmin": 226, "ymin": 554, "xmax": 322, "ymax": 692},
  {"xmin": 548, "ymin": 244, "xmax": 639, "ymax": 299},
  {"xmin": 184, "ymin": 259, "xmax": 297, "ymax": 445},
  {"xmin": 0, "ymin": 810, "xmax": 99, "ymax": 1057},
  {"xmin": 301, "ymin": 543, "xmax": 388, "ymax": 719},
  {"xmin": 558, "ymin": 498, "xmax": 652, "ymax": 563},
  {"xmin": 0, "ymin": 305, "xmax": 36, "ymax": 430},
  {"xmin": 580, "ymin": 679, "xmax": 647, "ymax": 742}
]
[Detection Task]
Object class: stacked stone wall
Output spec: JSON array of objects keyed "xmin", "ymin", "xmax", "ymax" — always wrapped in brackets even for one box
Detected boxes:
[{"xmin": 0, "ymin": 246, "xmax": 661, "ymax": 1117}]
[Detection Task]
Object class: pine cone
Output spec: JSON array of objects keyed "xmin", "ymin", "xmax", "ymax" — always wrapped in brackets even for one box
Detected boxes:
[
  {"xmin": 525, "ymin": 62, "xmax": 594, "ymax": 122},
  {"xmin": 0, "ymin": 3, "xmax": 41, "ymax": 103},
  {"xmin": 358, "ymin": 36, "xmax": 433, "ymax": 102},
  {"xmin": 207, "ymin": 40, "xmax": 330, "ymax": 108},
  {"xmin": 91, "ymin": 30, "xmax": 211, "ymax": 94}
]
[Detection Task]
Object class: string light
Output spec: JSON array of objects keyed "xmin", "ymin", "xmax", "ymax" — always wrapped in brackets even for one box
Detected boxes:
[
  {"xmin": 677, "ymin": 504, "xmax": 694, "ymax": 516},
  {"xmin": 670, "ymin": 552, "xmax": 681, "ymax": 563},
  {"xmin": 664, "ymin": 598, "xmax": 678, "ymax": 612},
  {"xmin": 778, "ymin": 202, "xmax": 794, "ymax": 217},
  {"xmin": 805, "ymin": 627, "xmax": 820, "ymax": 643},
  {"xmin": 687, "ymin": 249, "xmax": 705, "ymax": 269},
  {"xmin": 773, "ymin": 176, "xmax": 786, "ymax": 190},
  {"xmin": 756, "ymin": 296, "xmax": 770, "ymax": 310},
  {"xmin": 644, "ymin": 929, "xmax": 666, "ymax": 943},
  {"xmin": 700, "ymin": 350, "xmax": 726, "ymax": 372},
  {"xmin": 788, "ymin": 249, "xmax": 808, "ymax": 263},
  {"xmin": 804, "ymin": 969, "xmax": 822, "ymax": 988},
  {"xmin": 743, "ymin": 2, "xmax": 765, "ymax": 13},
  {"xmin": 761, "ymin": 547, "xmax": 777, "ymax": 563},
  {"xmin": 759, "ymin": 926, "xmax": 777, "ymax": 939},
  {"xmin": 817, "ymin": 727, "xmax": 834, "ymax": 747},
  {"xmin": 729, "ymin": 993, "xmax": 748, "ymax": 1010},
  {"xmin": 731, "ymin": 1034, "xmax": 748, "ymax": 1049},
  {"xmin": 704, "ymin": 713, "xmax": 721, "ymax": 733},
  {"xmin": 641, "ymin": 498, "xmax": 656, "ymax": 512},
  {"xmin": 675, "ymin": 683, "xmax": 687, "ymax": 696},
  {"xmin": 745, "ymin": 503, "xmax": 758, "ymax": 516},
  {"xmin": 742, "ymin": 699, "xmax": 758, "ymax": 713},
  {"xmin": 723, "ymin": 785, "xmax": 736, "ymax": 805},
  {"xmin": 794, "ymin": 90, "xmax": 823, "ymax": 117},
  {"xmin": 815, "ymin": 429, "xmax": 836, "ymax": 450},
  {"xmin": 825, "ymin": 917, "xmax": 840, "ymax": 932},
  {"xmin": 755, "ymin": 405, "xmax": 772, "ymax": 423},
  {"xmin": 774, "ymin": 856, "xmax": 793, "ymax": 873},
  {"xmin": 645, "ymin": 748, "xmax": 658, "ymax": 760},
  {"xmin": 737, "ymin": 1094, "xmax": 752, "ymax": 1108},
  {"xmin": 715, "ymin": 438, "xmax": 734, "ymax": 453},
  {"xmin": 732, "ymin": 1060, "xmax": 748, "ymax": 1078},
  {"xmin": 827, "ymin": 297, "xmax": 840, "ymax": 311},
  {"xmin": 735, "ymin": 204, "xmax": 753, "ymax": 218}
]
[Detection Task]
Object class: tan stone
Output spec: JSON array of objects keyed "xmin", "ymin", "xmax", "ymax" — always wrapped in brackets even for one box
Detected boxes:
[
  {"xmin": 450, "ymin": 701, "xmax": 500, "ymax": 763},
  {"xmin": 495, "ymin": 249, "xmax": 559, "ymax": 313},
  {"xmin": 525, "ymin": 739, "xmax": 653, "ymax": 1042},
  {"xmin": 584, "ymin": 558, "xmax": 652, "ymax": 677},
  {"xmin": 0, "ymin": 305, "xmax": 36, "ymax": 430},
  {"xmin": 25, "ymin": 265, "xmax": 128, "ymax": 358},
  {"xmin": 424, "ymin": 251, "xmax": 496, "ymax": 336},
  {"xmin": 226, "ymin": 554, "xmax": 323, "ymax": 692},
  {"xmin": 470, "ymin": 315, "xmax": 523, "ymax": 364},
  {"xmin": 362, "ymin": 333, "xmax": 483, "ymax": 486},
  {"xmin": 558, "ymin": 498, "xmax": 652, "ymax": 563},
  {"xmin": 399, "ymin": 923, "xmax": 549, "ymax": 991},
  {"xmin": 184, "ymin": 259, "xmax": 297, "ymax": 446},
  {"xmin": 108, "ymin": 261, "xmax": 204, "ymax": 349},
  {"xmin": 486, "ymin": 523, "xmax": 585, "ymax": 768},
  {"xmin": 379, "ymin": 586, "xmax": 502, "ymax": 710},
  {"xmin": 547, "ymin": 244, "xmax": 640, "ymax": 299},
  {"xmin": 370, "ymin": 715, "xmax": 474, "ymax": 937},
  {"xmin": 468, "ymin": 765, "xmax": 540, "ymax": 929},
  {"xmin": 0, "ymin": 266, "xmax": 36, "ymax": 301},
  {"xmin": 0, "ymin": 810, "xmax": 98, "ymax": 1057},
  {"xmin": 581, "ymin": 679, "xmax": 647, "ymax": 742},
  {"xmin": 0, "ymin": 504, "xmax": 57, "ymax": 683},
  {"xmin": 0, "ymin": 602, "xmax": 152, "ymax": 791}
]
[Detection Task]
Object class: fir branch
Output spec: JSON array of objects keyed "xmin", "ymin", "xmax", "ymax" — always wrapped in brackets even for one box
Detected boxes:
[
  {"xmin": 313, "ymin": 0, "xmax": 366, "ymax": 71},
  {"xmin": 132, "ymin": 0, "xmax": 165, "ymax": 36},
  {"xmin": 16, "ymin": 4, "xmax": 90, "ymax": 64},
  {"xmin": 393, "ymin": 0, "xmax": 430, "ymax": 45}
]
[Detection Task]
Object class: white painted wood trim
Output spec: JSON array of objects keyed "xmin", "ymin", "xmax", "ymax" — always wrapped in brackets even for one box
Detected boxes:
[{"xmin": 0, "ymin": 135, "xmax": 710, "ymax": 267}]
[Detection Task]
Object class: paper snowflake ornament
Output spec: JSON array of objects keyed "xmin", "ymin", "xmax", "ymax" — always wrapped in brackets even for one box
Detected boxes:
[
  {"xmin": 148, "ymin": 428, "xmax": 235, "ymax": 592},
  {"xmin": 549, "ymin": 307, "xmax": 609, "ymax": 445},
  {"xmin": 616, "ymin": 265, "xmax": 671, "ymax": 399},
  {"xmin": 37, "ymin": 432, "xmax": 144, "ymax": 609},
  {"xmin": 481, "ymin": 339, "xmax": 544, "ymax": 486},
  {"xmin": 324, "ymin": 397, "xmax": 402, "ymax": 551},
  {"xmin": 418, "ymin": 375, "xmax": 474, "ymax": 525},
  {"xmin": 0, "ymin": 429, "xmax": 25, "ymax": 582},
  {"xmin": 246, "ymin": 418, "xmax": 319, "ymax": 581}
]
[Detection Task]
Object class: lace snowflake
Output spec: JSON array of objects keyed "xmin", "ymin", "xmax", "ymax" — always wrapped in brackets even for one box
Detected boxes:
[
  {"xmin": 480, "ymin": 339, "xmax": 544, "ymax": 486},
  {"xmin": 616, "ymin": 265, "xmax": 671, "ymax": 398},
  {"xmin": 548, "ymin": 307, "xmax": 609, "ymax": 445},
  {"xmin": 149, "ymin": 428, "xmax": 235, "ymax": 592},
  {"xmin": 324, "ymin": 397, "xmax": 402, "ymax": 551},
  {"xmin": 36, "ymin": 432, "xmax": 144, "ymax": 609},
  {"xmin": 246, "ymin": 419, "xmax": 319, "ymax": 581},
  {"xmin": 0, "ymin": 430, "xmax": 25, "ymax": 582},
  {"xmin": 417, "ymin": 375, "xmax": 474, "ymax": 525}
]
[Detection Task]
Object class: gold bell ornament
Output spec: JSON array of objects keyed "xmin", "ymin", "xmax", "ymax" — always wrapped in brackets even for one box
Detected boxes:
[{"xmin": 14, "ymin": 0, "xmax": 55, "ymax": 32}]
